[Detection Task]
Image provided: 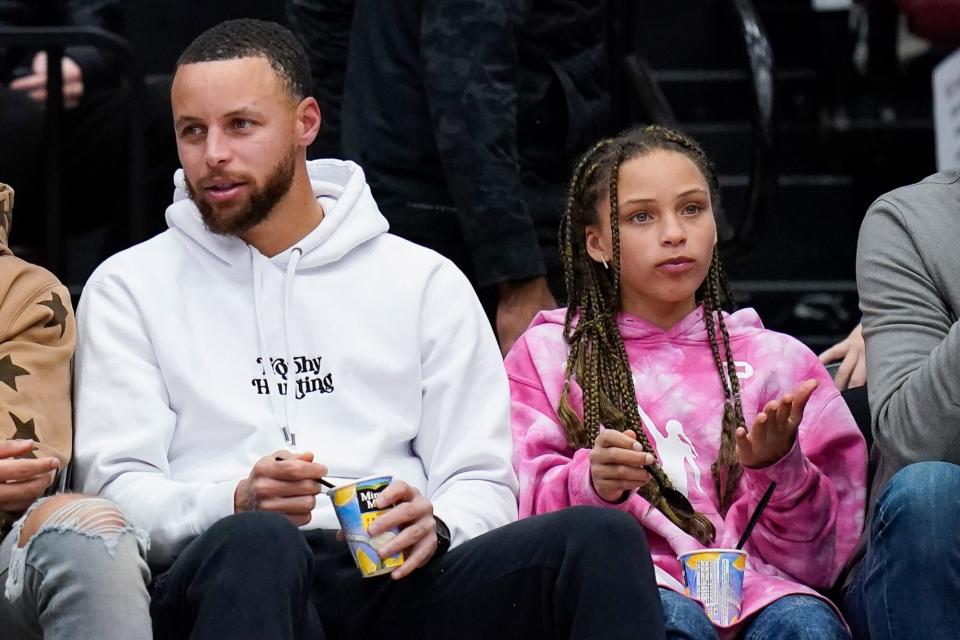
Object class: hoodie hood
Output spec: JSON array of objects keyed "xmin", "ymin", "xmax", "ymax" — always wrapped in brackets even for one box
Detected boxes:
[
  {"xmin": 531, "ymin": 305, "xmax": 766, "ymax": 343},
  {"xmin": 164, "ymin": 159, "xmax": 390, "ymax": 450},
  {"xmin": 165, "ymin": 159, "xmax": 389, "ymax": 271},
  {"xmin": 0, "ymin": 183, "xmax": 13, "ymax": 257}
]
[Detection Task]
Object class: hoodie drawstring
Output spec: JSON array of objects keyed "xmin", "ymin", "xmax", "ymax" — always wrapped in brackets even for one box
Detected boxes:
[
  {"xmin": 251, "ymin": 246, "xmax": 303, "ymax": 449},
  {"xmin": 282, "ymin": 248, "xmax": 303, "ymax": 447}
]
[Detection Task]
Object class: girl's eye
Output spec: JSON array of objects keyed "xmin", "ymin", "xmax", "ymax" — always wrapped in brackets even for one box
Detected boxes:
[
  {"xmin": 683, "ymin": 203, "xmax": 702, "ymax": 215},
  {"xmin": 630, "ymin": 211, "xmax": 650, "ymax": 223}
]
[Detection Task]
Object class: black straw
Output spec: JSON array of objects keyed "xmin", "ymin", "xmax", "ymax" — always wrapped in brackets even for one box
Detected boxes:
[
  {"xmin": 274, "ymin": 456, "xmax": 335, "ymax": 489},
  {"xmin": 736, "ymin": 481, "xmax": 776, "ymax": 550}
]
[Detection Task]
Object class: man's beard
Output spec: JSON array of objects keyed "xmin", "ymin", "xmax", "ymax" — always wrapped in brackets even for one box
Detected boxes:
[{"xmin": 186, "ymin": 148, "xmax": 297, "ymax": 238}]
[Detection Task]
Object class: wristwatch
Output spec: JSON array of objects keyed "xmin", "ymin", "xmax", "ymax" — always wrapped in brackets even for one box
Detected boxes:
[{"xmin": 434, "ymin": 515, "xmax": 451, "ymax": 556}]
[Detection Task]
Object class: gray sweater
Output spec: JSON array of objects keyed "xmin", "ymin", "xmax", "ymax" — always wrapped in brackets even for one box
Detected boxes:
[{"xmin": 857, "ymin": 171, "xmax": 960, "ymax": 506}]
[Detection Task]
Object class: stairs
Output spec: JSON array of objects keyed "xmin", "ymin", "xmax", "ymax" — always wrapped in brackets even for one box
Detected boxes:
[{"xmin": 630, "ymin": 0, "xmax": 937, "ymax": 351}]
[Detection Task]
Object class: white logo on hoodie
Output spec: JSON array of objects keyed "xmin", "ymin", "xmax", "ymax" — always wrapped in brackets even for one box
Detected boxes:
[{"xmin": 637, "ymin": 404, "xmax": 703, "ymax": 498}]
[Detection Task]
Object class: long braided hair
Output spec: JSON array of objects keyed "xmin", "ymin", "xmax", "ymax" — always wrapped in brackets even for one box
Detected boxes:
[{"xmin": 557, "ymin": 125, "xmax": 746, "ymax": 545}]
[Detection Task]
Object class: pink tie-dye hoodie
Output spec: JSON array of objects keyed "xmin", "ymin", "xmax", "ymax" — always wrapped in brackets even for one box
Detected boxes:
[{"xmin": 506, "ymin": 305, "xmax": 867, "ymax": 638}]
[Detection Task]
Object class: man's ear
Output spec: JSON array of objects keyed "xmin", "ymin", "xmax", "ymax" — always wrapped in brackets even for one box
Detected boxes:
[
  {"xmin": 296, "ymin": 97, "xmax": 322, "ymax": 148},
  {"xmin": 584, "ymin": 224, "xmax": 609, "ymax": 265}
]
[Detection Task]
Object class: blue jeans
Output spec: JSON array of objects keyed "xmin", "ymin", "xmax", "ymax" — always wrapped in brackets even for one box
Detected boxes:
[
  {"xmin": 0, "ymin": 496, "xmax": 152, "ymax": 640},
  {"xmin": 843, "ymin": 461, "xmax": 960, "ymax": 640},
  {"xmin": 660, "ymin": 588, "xmax": 848, "ymax": 639}
]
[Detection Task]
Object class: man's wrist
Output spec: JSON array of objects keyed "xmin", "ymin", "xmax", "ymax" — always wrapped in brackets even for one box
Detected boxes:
[{"xmin": 433, "ymin": 515, "xmax": 451, "ymax": 556}]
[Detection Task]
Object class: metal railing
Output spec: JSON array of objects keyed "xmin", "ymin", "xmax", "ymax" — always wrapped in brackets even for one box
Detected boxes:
[{"xmin": 0, "ymin": 26, "xmax": 147, "ymax": 277}]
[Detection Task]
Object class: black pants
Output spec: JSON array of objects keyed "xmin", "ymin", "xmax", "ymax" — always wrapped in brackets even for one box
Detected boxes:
[{"xmin": 149, "ymin": 506, "xmax": 666, "ymax": 640}]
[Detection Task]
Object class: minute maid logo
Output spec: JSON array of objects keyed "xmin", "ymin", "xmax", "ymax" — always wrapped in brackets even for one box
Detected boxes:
[
  {"xmin": 251, "ymin": 355, "xmax": 335, "ymax": 399},
  {"xmin": 358, "ymin": 489, "xmax": 383, "ymax": 512}
]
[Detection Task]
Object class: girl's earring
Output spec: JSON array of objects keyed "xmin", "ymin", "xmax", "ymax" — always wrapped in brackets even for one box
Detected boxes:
[{"xmin": 601, "ymin": 258, "xmax": 609, "ymax": 270}]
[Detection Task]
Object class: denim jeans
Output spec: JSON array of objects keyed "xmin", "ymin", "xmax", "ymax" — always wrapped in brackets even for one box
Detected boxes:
[
  {"xmin": 843, "ymin": 461, "xmax": 960, "ymax": 640},
  {"xmin": 0, "ymin": 496, "xmax": 152, "ymax": 640},
  {"xmin": 660, "ymin": 587, "xmax": 848, "ymax": 639}
]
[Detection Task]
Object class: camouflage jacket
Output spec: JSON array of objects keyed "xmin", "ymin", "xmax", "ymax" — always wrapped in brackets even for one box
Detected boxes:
[{"xmin": 340, "ymin": 0, "xmax": 609, "ymax": 288}]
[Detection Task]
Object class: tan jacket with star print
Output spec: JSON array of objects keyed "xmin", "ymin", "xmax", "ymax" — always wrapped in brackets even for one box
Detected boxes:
[{"xmin": 0, "ymin": 184, "xmax": 75, "ymax": 537}]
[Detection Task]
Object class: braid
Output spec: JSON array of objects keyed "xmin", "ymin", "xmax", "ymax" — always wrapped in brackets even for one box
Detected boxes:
[
  {"xmin": 702, "ymin": 249, "xmax": 745, "ymax": 513},
  {"xmin": 608, "ymin": 144, "xmax": 625, "ymax": 311},
  {"xmin": 557, "ymin": 127, "xmax": 726, "ymax": 544}
]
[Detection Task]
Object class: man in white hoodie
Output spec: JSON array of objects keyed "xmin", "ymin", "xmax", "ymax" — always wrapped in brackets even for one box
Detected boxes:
[{"xmin": 72, "ymin": 18, "xmax": 665, "ymax": 640}]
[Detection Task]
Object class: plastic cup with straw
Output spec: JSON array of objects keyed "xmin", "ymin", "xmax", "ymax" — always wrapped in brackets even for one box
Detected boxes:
[{"xmin": 677, "ymin": 481, "xmax": 777, "ymax": 627}]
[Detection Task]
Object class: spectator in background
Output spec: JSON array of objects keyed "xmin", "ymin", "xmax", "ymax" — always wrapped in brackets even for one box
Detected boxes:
[
  {"xmin": 0, "ymin": 0, "xmax": 130, "ymax": 258},
  {"xmin": 330, "ymin": 0, "xmax": 611, "ymax": 354},
  {"xmin": 0, "ymin": 183, "xmax": 151, "ymax": 640},
  {"xmin": 842, "ymin": 171, "xmax": 960, "ymax": 640},
  {"xmin": 288, "ymin": 0, "xmax": 354, "ymax": 159}
]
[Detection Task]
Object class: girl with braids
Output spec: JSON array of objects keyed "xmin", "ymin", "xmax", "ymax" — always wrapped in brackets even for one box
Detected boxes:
[{"xmin": 505, "ymin": 126, "xmax": 867, "ymax": 639}]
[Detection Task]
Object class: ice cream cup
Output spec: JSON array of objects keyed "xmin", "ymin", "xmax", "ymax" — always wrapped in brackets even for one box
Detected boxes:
[
  {"xmin": 677, "ymin": 548, "xmax": 747, "ymax": 626},
  {"xmin": 329, "ymin": 475, "xmax": 405, "ymax": 578}
]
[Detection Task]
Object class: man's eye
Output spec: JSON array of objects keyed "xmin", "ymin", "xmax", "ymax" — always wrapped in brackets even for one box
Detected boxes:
[
  {"xmin": 181, "ymin": 125, "xmax": 203, "ymax": 137},
  {"xmin": 234, "ymin": 119, "xmax": 253, "ymax": 129}
]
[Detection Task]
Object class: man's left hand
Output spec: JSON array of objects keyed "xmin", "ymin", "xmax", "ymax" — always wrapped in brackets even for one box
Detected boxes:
[{"xmin": 365, "ymin": 480, "xmax": 438, "ymax": 580}]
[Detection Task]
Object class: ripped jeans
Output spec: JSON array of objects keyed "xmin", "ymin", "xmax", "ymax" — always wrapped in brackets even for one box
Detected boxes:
[{"xmin": 0, "ymin": 495, "xmax": 152, "ymax": 639}]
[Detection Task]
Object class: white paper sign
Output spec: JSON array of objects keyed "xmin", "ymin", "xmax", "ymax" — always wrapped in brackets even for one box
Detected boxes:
[{"xmin": 934, "ymin": 48, "xmax": 960, "ymax": 171}]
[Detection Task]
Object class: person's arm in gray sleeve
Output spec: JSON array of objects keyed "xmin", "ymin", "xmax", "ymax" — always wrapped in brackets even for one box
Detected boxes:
[{"xmin": 857, "ymin": 197, "xmax": 960, "ymax": 468}]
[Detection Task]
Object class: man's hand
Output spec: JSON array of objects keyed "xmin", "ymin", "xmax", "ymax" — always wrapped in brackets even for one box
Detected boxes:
[
  {"xmin": 737, "ymin": 379, "xmax": 819, "ymax": 468},
  {"xmin": 589, "ymin": 429, "xmax": 655, "ymax": 503},
  {"xmin": 0, "ymin": 439, "xmax": 59, "ymax": 514},
  {"xmin": 9, "ymin": 52, "xmax": 85, "ymax": 109},
  {"xmin": 234, "ymin": 450, "xmax": 326, "ymax": 527},
  {"xmin": 818, "ymin": 323, "xmax": 866, "ymax": 391},
  {"xmin": 365, "ymin": 480, "xmax": 437, "ymax": 580},
  {"xmin": 496, "ymin": 276, "xmax": 556, "ymax": 356}
]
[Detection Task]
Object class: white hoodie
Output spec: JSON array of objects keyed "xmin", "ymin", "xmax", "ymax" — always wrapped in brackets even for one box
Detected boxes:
[{"xmin": 74, "ymin": 159, "xmax": 519, "ymax": 564}]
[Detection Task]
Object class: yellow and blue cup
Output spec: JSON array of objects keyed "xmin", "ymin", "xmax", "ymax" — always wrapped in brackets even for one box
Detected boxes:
[
  {"xmin": 678, "ymin": 549, "xmax": 747, "ymax": 626},
  {"xmin": 329, "ymin": 475, "xmax": 405, "ymax": 578}
]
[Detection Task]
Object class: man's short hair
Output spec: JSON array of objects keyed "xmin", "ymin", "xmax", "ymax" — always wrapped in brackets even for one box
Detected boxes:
[{"xmin": 176, "ymin": 19, "xmax": 312, "ymax": 102}]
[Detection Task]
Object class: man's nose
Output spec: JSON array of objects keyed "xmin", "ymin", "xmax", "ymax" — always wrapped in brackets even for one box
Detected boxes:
[{"xmin": 203, "ymin": 129, "xmax": 231, "ymax": 166}]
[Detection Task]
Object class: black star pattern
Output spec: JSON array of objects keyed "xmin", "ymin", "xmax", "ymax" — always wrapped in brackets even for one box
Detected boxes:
[
  {"xmin": 0, "ymin": 354, "xmax": 28, "ymax": 391},
  {"xmin": 8, "ymin": 413, "xmax": 38, "ymax": 458},
  {"xmin": 38, "ymin": 292, "xmax": 68, "ymax": 338}
]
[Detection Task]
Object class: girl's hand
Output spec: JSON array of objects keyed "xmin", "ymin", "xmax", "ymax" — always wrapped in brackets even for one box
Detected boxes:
[
  {"xmin": 737, "ymin": 379, "xmax": 819, "ymax": 468},
  {"xmin": 590, "ymin": 429, "xmax": 655, "ymax": 502}
]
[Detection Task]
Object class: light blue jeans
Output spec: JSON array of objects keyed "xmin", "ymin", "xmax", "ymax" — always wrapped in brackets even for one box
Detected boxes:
[
  {"xmin": 0, "ymin": 495, "xmax": 152, "ymax": 639},
  {"xmin": 660, "ymin": 587, "xmax": 849, "ymax": 639},
  {"xmin": 843, "ymin": 462, "xmax": 960, "ymax": 640}
]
